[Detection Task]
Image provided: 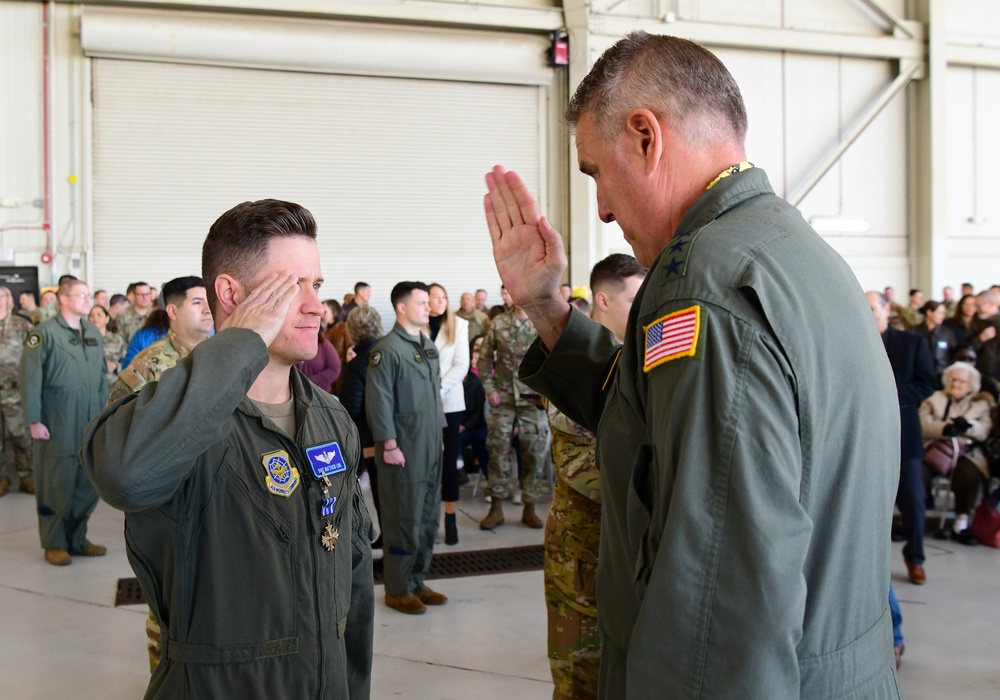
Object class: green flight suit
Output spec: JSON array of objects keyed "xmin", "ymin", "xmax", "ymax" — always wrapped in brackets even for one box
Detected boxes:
[
  {"xmin": 522, "ymin": 168, "xmax": 902, "ymax": 699},
  {"xmin": 365, "ymin": 322, "xmax": 445, "ymax": 597},
  {"xmin": 81, "ymin": 328, "xmax": 375, "ymax": 700},
  {"xmin": 20, "ymin": 315, "xmax": 108, "ymax": 551}
]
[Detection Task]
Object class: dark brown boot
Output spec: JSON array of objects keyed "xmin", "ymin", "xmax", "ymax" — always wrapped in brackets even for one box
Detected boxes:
[
  {"xmin": 479, "ymin": 499, "xmax": 505, "ymax": 530},
  {"xmin": 415, "ymin": 585, "xmax": 448, "ymax": 606},
  {"xmin": 384, "ymin": 592, "xmax": 427, "ymax": 615},
  {"xmin": 18, "ymin": 476, "xmax": 35, "ymax": 494},
  {"xmin": 0, "ymin": 476, "xmax": 9, "ymax": 497},
  {"xmin": 521, "ymin": 503, "xmax": 543, "ymax": 529}
]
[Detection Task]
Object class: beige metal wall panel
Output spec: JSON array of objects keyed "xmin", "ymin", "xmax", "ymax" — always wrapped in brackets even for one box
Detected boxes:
[
  {"xmin": 0, "ymin": 1, "xmax": 46, "ymax": 255},
  {"xmin": 91, "ymin": 59, "xmax": 542, "ymax": 317}
]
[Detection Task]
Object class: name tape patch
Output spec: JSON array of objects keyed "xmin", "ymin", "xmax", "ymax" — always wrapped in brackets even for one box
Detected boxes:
[{"xmin": 305, "ymin": 441, "xmax": 348, "ymax": 479}]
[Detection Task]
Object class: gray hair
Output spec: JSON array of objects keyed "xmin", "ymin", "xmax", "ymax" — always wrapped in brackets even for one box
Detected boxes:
[
  {"xmin": 943, "ymin": 361, "xmax": 981, "ymax": 396},
  {"xmin": 347, "ymin": 305, "xmax": 383, "ymax": 344},
  {"xmin": 566, "ymin": 31, "xmax": 747, "ymax": 147}
]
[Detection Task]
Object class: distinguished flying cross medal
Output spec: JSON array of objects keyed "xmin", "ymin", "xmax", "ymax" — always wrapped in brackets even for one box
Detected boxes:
[
  {"xmin": 261, "ymin": 450, "xmax": 301, "ymax": 497},
  {"xmin": 321, "ymin": 523, "xmax": 340, "ymax": 551},
  {"xmin": 306, "ymin": 441, "xmax": 348, "ymax": 551}
]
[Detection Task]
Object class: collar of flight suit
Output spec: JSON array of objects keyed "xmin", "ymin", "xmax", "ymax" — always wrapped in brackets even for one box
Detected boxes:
[{"xmin": 675, "ymin": 166, "xmax": 775, "ymax": 238}]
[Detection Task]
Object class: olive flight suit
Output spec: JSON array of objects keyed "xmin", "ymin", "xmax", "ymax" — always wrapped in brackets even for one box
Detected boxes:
[
  {"xmin": 81, "ymin": 328, "xmax": 374, "ymax": 700},
  {"xmin": 522, "ymin": 167, "xmax": 902, "ymax": 698},
  {"xmin": 20, "ymin": 315, "xmax": 107, "ymax": 551},
  {"xmin": 365, "ymin": 322, "xmax": 445, "ymax": 597},
  {"xmin": 107, "ymin": 329, "xmax": 195, "ymax": 673}
]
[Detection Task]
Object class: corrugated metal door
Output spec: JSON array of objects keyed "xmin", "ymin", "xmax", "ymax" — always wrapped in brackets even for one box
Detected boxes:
[{"xmin": 91, "ymin": 58, "xmax": 542, "ymax": 317}]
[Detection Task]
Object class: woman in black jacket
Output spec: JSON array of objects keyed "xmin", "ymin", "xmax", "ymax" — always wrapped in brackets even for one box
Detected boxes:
[{"xmin": 339, "ymin": 305, "xmax": 385, "ymax": 543}]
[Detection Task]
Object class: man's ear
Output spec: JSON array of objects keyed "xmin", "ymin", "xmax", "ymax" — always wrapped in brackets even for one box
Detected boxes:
[
  {"xmin": 625, "ymin": 108, "xmax": 664, "ymax": 175},
  {"xmin": 594, "ymin": 290, "xmax": 610, "ymax": 312},
  {"xmin": 215, "ymin": 274, "xmax": 243, "ymax": 316},
  {"xmin": 165, "ymin": 303, "xmax": 179, "ymax": 322}
]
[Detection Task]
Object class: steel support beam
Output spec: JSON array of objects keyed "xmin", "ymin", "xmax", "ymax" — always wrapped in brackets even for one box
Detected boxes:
[{"xmin": 788, "ymin": 59, "xmax": 921, "ymax": 207}]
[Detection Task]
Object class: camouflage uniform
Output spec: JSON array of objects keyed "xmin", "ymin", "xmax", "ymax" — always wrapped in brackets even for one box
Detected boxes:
[
  {"xmin": 116, "ymin": 307, "xmax": 151, "ymax": 344},
  {"xmin": 101, "ymin": 331, "xmax": 127, "ymax": 391},
  {"xmin": 32, "ymin": 305, "xmax": 58, "ymax": 326},
  {"xmin": 544, "ymin": 402, "xmax": 601, "ymax": 700},
  {"xmin": 456, "ymin": 308, "xmax": 490, "ymax": 341},
  {"xmin": 476, "ymin": 309, "xmax": 548, "ymax": 502},
  {"xmin": 0, "ymin": 313, "xmax": 33, "ymax": 485},
  {"xmin": 107, "ymin": 328, "xmax": 193, "ymax": 673}
]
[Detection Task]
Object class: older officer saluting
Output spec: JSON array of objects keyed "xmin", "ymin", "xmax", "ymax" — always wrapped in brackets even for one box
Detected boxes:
[{"xmin": 484, "ymin": 31, "xmax": 901, "ymax": 699}]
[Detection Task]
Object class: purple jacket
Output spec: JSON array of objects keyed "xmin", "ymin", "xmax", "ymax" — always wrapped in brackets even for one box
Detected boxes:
[{"xmin": 295, "ymin": 337, "xmax": 341, "ymax": 392}]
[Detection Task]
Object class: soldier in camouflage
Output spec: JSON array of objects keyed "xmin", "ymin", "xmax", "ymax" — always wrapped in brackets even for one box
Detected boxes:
[
  {"xmin": 88, "ymin": 304, "xmax": 127, "ymax": 390},
  {"xmin": 0, "ymin": 286, "xmax": 34, "ymax": 496},
  {"xmin": 35, "ymin": 289, "xmax": 59, "ymax": 325},
  {"xmin": 543, "ymin": 255, "xmax": 646, "ymax": 700},
  {"xmin": 477, "ymin": 302, "xmax": 548, "ymax": 529},
  {"xmin": 116, "ymin": 281, "xmax": 155, "ymax": 344},
  {"xmin": 105, "ymin": 276, "xmax": 213, "ymax": 672}
]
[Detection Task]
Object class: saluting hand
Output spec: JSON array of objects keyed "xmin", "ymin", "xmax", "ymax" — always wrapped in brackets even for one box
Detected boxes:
[
  {"xmin": 484, "ymin": 166, "xmax": 567, "ymax": 310},
  {"xmin": 219, "ymin": 272, "xmax": 299, "ymax": 347}
]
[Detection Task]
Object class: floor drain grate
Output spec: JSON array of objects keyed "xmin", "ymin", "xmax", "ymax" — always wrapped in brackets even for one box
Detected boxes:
[
  {"xmin": 115, "ymin": 545, "xmax": 545, "ymax": 603},
  {"xmin": 115, "ymin": 577, "xmax": 146, "ymax": 607},
  {"xmin": 372, "ymin": 544, "xmax": 544, "ymax": 584}
]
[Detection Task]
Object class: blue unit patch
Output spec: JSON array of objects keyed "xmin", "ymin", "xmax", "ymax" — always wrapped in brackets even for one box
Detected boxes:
[
  {"xmin": 261, "ymin": 449, "xmax": 301, "ymax": 498},
  {"xmin": 306, "ymin": 441, "xmax": 348, "ymax": 479}
]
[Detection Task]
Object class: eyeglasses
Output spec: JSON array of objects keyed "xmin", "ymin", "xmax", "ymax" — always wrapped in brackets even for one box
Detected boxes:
[{"xmin": 68, "ymin": 292, "xmax": 92, "ymax": 300}]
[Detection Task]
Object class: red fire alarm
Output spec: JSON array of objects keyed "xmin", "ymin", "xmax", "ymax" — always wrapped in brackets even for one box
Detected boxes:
[
  {"xmin": 549, "ymin": 30, "xmax": 569, "ymax": 67},
  {"xmin": 41, "ymin": 252, "xmax": 52, "ymax": 264}
]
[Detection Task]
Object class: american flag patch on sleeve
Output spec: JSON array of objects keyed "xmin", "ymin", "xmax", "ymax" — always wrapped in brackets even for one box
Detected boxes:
[{"xmin": 643, "ymin": 306, "xmax": 701, "ymax": 372}]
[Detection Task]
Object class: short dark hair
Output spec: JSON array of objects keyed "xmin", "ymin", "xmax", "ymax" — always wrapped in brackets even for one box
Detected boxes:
[
  {"xmin": 569, "ymin": 296, "xmax": 590, "ymax": 314},
  {"xmin": 475, "ymin": 289, "xmax": 487, "ymax": 296},
  {"xmin": 590, "ymin": 253, "xmax": 648, "ymax": 293},
  {"xmin": 390, "ymin": 281, "xmax": 429, "ymax": 310},
  {"xmin": 354, "ymin": 282, "xmax": 370, "ymax": 294},
  {"xmin": 109, "ymin": 293, "xmax": 127, "ymax": 307},
  {"xmin": 202, "ymin": 199, "xmax": 317, "ymax": 315},
  {"xmin": 58, "ymin": 274, "xmax": 79, "ymax": 286},
  {"xmin": 909, "ymin": 289, "xmax": 921, "ymax": 298},
  {"xmin": 162, "ymin": 276, "xmax": 205, "ymax": 308},
  {"xmin": 127, "ymin": 281, "xmax": 150, "ymax": 296},
  {"xmin": 20, "ymin": 290, "xmax": 37, "ymax": 304},
  {"xmin": 567, "ymin": 31, "xmax": 747, "ymax": 147}
]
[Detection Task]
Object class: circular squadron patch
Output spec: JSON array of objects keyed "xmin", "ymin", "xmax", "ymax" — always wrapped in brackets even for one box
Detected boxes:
[
  {"xmin": 368, "ymin": 351, "xmax": 382, "ymax": 368},
  {"xmin": 25, "ymin": 332, "xmax": 41, "ymax": 349}
]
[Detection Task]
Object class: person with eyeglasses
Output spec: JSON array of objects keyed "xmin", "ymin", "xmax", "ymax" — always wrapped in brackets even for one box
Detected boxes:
[
  {"xmin": 19, "ymin": 277, "xmax": 108, "ymax": 566},
  {"xmin": 117, "ymin": 281, "xmax": 156, "ymax": 344}
]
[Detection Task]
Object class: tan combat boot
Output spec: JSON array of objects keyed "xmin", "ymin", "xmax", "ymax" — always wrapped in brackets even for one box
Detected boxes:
[
  {"xmin": 479, "ymin": 499, "xmax": 505, "ymax": 530},
  {"xmin": 0, "ymin": 476, "xmax": 9, "ymax": 497},
  {"xmin": 18, "ymin": 476, "xmax": 35, "ymax": 494},
  {"xmin": 521, "ymin": 503, "xmax": 543, "ymax": 529},
  {"xmin": 44, "ymin": 549, "xmax": 71, "ymax": 566}
]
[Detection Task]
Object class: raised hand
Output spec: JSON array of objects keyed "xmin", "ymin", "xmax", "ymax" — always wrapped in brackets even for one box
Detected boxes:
[
  {"xmin": 219, "ymin": 272, "xmax": 299, "ymax": 347},
  {"xmin": 484, "ymin": 166, "xmax": 567, "ymax": 310}
]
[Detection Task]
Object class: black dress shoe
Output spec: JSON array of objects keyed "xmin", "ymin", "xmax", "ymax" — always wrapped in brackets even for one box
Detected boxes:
[{"xmin": 951, "ymin": 529, "xmax": 979, "ymax": 546}]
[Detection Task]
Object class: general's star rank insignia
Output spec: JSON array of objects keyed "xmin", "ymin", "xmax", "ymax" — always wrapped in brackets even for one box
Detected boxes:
[{"xmin": 261, "ymin": 449, "xmax": 301, "ymax": 497}]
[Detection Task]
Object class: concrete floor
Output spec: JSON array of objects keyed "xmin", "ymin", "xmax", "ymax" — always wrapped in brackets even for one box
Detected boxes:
[{"xmin": 1, "ymin": 479, "xmax": 998, "ymax": 699}]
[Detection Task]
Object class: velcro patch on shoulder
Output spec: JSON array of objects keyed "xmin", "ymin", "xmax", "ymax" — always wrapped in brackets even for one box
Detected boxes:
[
  {"xmin": 25, "ymin": 332, "xmax": 41, "ymax": 349},
  {"xmin": 368, "ymin": 351, "xmax": 382, "ymax": 368},
  {"xmin": 119, "ymin": 367, "xmax": 146, "ymax": 391},
  {"xmin": 643, "ymin": 306, "xmax": 702, "ymax": 372}
]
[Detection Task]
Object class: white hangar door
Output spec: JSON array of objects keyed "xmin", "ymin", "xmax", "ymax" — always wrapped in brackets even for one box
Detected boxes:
[{"xmin": 87, "ymin": 14, "xmax": 549, "ymax": 317}]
